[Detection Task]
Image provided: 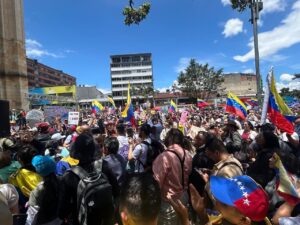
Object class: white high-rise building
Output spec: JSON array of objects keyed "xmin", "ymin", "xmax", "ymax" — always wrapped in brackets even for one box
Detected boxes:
[{"xmin": 110, "ymin": 53, "xmax": 154, "ymax": 104}]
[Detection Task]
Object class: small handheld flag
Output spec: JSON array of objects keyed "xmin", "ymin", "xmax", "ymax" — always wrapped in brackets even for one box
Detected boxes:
[
  {"xmin": 92, "ymin": 100, "xmax": 104, "ymax": 114},
  {"xmin": 267, "ymin": 69, "xmax": 294, "ymax": 134},
  {"xmin": 122, "ymin": 83, "xmax": 135, "ymax": 125},
  {"xmin": 226, "ymin": 92, "xmax": 247, "ymax": 120},
  {"xmin": 273, "ymin": 153, "xmax": 300, "ymax": 206},
  {"xmin": 107, "ymin": 96, "xmax": 116, "ymax": 109},
  {"xmin": 169, "ymin": 100, "xmax": 177, "ymax": 112},
  {"xmin": 197, "ymin": 99, "xmax": 209, "ymax": 108}
]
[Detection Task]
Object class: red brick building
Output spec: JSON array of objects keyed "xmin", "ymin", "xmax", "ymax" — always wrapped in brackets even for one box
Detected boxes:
[{"xmin": 27, "ymin": 58, "xmax": 76, "ymax": 88}]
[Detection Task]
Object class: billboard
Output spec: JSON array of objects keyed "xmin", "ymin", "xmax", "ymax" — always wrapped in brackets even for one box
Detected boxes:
[{"xmin": 29, "ymin": 85, "xmax": 76, "ymax": 105}]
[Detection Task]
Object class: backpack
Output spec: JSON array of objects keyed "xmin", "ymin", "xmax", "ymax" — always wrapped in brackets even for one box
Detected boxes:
[
  {"xmin": 140, "ymin": 139, "xmax": 164, "ymax": 171},
  {"xmin": 70, "ymin": 160, "xmax": 114, "ymax": 225}
]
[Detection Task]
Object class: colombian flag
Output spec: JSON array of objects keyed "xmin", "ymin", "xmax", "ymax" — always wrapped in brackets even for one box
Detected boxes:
[
  {"xmin": 169, "ymin": 100, "xmax": 177, "ymax": 113},
  {"xmin": 226, "ymin": 92, "xmax": 247, "ymax": 120},
  {"xmin": 122, "ymin": 83, "xmax": 135, "ymax": 125},
  {"xmin": 107, "ymin": 96, "xmax": 116, "ymax": 109},
  {"xmin": 273, "ymin": 153, "xmax": 300, "ymax": 206},
  {"xmin": 197, "ymin": 99, "xmax": 209, "ymax": 108},
  {"xmin": 92, "ymin": 100, "xmax": 104, "ymax": 114},
  {"xmin": 267, "ymin": 71, "xmax": 294, "ymax": 134}
]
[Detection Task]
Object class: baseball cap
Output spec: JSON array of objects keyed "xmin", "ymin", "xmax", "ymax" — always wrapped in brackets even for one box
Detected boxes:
[
  {"xmin": 51, "ymin": 133, "xmax": 66, "ymax": 141},
  {"xmin": 32, "ymin": 155, "xmax": 56, "ymax": 177},
  {"xmin": 210, "ymin": 175, "xmax": 269, "ymax": 222}
]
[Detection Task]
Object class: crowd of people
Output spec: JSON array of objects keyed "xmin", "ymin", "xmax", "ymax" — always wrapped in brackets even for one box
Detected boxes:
[{"xmin": 0, "ymin": 107, "xmax": 300, "ymax": 225}]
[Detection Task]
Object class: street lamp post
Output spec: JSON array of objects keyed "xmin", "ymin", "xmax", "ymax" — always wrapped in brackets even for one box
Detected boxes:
[{"xmin": 250, "ymin": 0, "xmax": 263, "ymax": 105}]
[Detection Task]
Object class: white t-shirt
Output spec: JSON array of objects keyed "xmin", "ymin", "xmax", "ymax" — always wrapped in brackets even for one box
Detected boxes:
[{"xmin": 132, "ymin": 138, "xmax": 151, "ymax": 173}]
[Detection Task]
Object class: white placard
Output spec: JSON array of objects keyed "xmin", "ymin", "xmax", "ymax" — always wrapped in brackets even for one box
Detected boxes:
[{"xmin": 68, "ymin": 112, "xmax": 80, "ymax": 125}]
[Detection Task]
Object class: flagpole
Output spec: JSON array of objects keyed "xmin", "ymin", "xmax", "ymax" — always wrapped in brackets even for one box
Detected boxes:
[
  {"xmin": 250, "ymin": 0, "xmax": 263, "ymax": 105},
  {"xmin": 261, "ymin": 68, "xmax": 272, "ymax": 125}
]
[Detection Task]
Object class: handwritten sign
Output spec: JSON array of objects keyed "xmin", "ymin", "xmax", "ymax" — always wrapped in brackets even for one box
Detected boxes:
[{"xmin": 68, "ymin": 112, "xmax": 80, "ymax": 125}]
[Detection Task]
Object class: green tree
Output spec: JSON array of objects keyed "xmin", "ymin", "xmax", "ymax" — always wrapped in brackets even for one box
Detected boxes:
[
  {"xmin": 177, "ymin": 59, "xmax": 224, "ymax": 101},
  {"xmin": 230, "ymin": 0, "xmax": 251, "ymax": 12},
  {"xmin": 293, "ymin": 73, "xmax": 300, "ymax": 80},
  {"xmin": 280, "ymin": 87, "xmax": 300, "ymax": 99},
  {"xmin": 123, "ymin": 0, "xmax": 151, "ymax": 25},
  {"xmin": 280, "ymin": 88, "xmax": 291, "ymax": 96},
  {"xmin": 131, "ymin": 84, "xmax": 154, "ymax": 104}
]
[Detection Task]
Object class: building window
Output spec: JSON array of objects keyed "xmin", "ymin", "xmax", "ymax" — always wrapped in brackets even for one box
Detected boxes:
[
  {"xmin": 122, "ymin": 57, "xmax": 130, "ymax": 62},
  {"xmin": 112, "ymin": 57, "xmax": 121, "ymax": 63},
  {"xmin": 132, "ymin": 56, "xmax": 140, "ymax": 62}
]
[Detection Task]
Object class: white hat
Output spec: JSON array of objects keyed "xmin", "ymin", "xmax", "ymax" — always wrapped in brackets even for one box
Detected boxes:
[{"xmin": 51, "ymin": 133, "xmax": 66, "ymax": 141}]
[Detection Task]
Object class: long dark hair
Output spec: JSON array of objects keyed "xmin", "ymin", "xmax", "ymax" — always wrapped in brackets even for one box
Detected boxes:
[
  {"xmin": 262, "ymin": 131, "xmax": 280, "ymax": 150},
  {"xmin": 164, "ymin": 128, "xmax": 185, "ymax": 148},
  {"xmin": 36, "ymin": 173, "xmax": 60, "ymax": 223}
]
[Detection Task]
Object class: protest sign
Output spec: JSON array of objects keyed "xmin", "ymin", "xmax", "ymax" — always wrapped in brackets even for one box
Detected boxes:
[{"xmin": 68, "ymin": 112, "xmax": 80, "ymax": 125}]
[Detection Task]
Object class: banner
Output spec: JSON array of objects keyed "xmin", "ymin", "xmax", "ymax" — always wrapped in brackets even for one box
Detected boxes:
[
  {"xmin": 44, "ymin": 106, "xmax": 76, "ymax": 122},
  {"xmin": 68, "ymin": 112, "xmax": 80, "ymax": 125}
]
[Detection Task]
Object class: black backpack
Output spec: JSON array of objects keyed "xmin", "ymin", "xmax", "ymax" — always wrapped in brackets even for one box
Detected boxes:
[
  {"xmin": 70, "ymin": 160, "xmax": 114, "ymax": 225},
  {"xmin": 141, "ymin": 139, "xmax": 164, "ymax": 171}
]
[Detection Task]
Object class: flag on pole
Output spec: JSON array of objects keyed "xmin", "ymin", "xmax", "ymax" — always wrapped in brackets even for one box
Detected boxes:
[
  {"xmin": 169, "ymin": 100, "xmax": 177, "ymax": 113},
  {"xmin": 122, "ymin": 83, "xmax": 135, "ymax": 125},
  {"xmin": 107, "ymin": 96, "xmax": 116, "ymax": 109},
  {"xmin": 225, "ymin": 92, "xmax": 247, "ymax": 120},
  {"xmin": 273, "ymin": 153, "xmax": 300, "ymax": 206},
  {"xmin": 267, "ymin": 69, "xmax": 294, "ymax": 134},
  {"xmin": 91, "ymin": 100, "xmax": 104, "ymax": 114},
  {"xmin": 197, "ymin": 99, "xmax": 209, "ymax": 108}
]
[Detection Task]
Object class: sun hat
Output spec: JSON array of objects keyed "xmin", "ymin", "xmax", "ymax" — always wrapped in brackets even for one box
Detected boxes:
[
  {"xmin": 210, "ymin": 175, "xmax": 269, "ymax": 222},
  {"xmin": 32, "ymin": 155, "xmax": 56, "ymax": 177}
]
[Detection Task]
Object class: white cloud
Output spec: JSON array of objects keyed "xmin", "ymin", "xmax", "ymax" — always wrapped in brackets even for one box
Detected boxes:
[
  {"xmin": 221, "ymin": 0, "xmax": 231, "ymax": 6},
  {"xmin": 175, "ymin": 57, "xmax": 191, "ymax": 73},
  {"xmin": 97, "ymin": 87, "xmax": 111, "ymax": 94},
  {"xmin": 276, "ymin": 81, "xmax": 300, "ymax": 91},
  {"xmin": 276, "ymin": 73, "xmax": 299, "ymax": 91},
  {"xmin": 280, "ymin": 73, "xmax": 295, "ymax": 82},
  {"xmin": 222, "ymin": 18, "xmax": 244, "ymax": 38},
  {"xmin": 261, "ymin": 0, "xmax": 287, "ymax": 15},
  {"xmin": 243, "ymin": 69, "xmax": 254, "ymax": 73},
  {"xmin": 234, "ymin": 0, "xmax": 300, "ymax": 62},
  {"xmin": 26, "ymin": 38, "xmax": 63, "ymax": 58},
  {"xmin": 156, "ymin": 80, "xmax": 181, "ymax": 93}
]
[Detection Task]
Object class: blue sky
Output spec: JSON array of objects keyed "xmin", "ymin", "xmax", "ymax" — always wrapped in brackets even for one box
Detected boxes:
[{"xmin": 24, "ymin": 0, "xmax": 300, "ymax": 93}]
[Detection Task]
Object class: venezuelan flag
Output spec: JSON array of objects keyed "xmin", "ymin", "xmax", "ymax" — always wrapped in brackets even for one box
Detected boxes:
[
  {"xmin": 273, "ymin": 153, "xmax": 300, "ymax": 206},
  {"xmin": 197, "ymin": 99, "xmax": 209, "ymax": 108},
  {"xmin": 92, "ymin": 100, "xmax": 104, "ymax": 113},
  {"xmin": 107, "ymin": 96, "xmax": 116, "ymax": 109},
  {"xmin": 122, "ymin": 83, "xmax": 135, "ymax": 125},
  {"xmin": 225, "ymin": 92, "xmax": 247, "ymax": 120},
  {"xmin": 169, "ymin": 100, "xmax": 177, "ymax": 112},
  {"xmin": 268, "ymin": 71, "xmax": 294, "ymax": 134},
  {"xmin": 249, "ymin": 98, "xmax": 258, "ymax": 106}
]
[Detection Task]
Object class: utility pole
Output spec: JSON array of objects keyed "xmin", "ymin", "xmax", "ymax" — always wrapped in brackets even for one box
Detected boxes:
[{"xmin": 250, "ymin": 0, "xmax": 263, "ymax": 105}]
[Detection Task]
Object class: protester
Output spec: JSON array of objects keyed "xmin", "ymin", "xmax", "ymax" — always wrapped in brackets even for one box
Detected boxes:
[
  {"xmin": 153, "ymin": 128, "xmax": 192, "ymax": 225},
  {"xmin": 128, "ymin": 123, "xmax": 152, "ymax": 173},
  {"xmin": 1, "ymin": 96, "xmax": 300, "ymax": 225},
  {"xmin": 119, "ymin": 173, "xmax": 161, "ymax": 225},
  {"xmin": 58, "ymin": 133, "xmax": 118, "ymax": 225},
  {"xmin": 103, "ymin": 136, "xmax": 126, "ymax": 186},
  {"xmin": 26, "ymin": 155, "xmax": 61, "ymax": 225}
]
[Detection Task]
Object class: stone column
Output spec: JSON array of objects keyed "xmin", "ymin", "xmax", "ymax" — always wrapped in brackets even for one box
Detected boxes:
[{"xmin": 0, "ymin": 0, "xmax": 29, "ymax": 110}]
